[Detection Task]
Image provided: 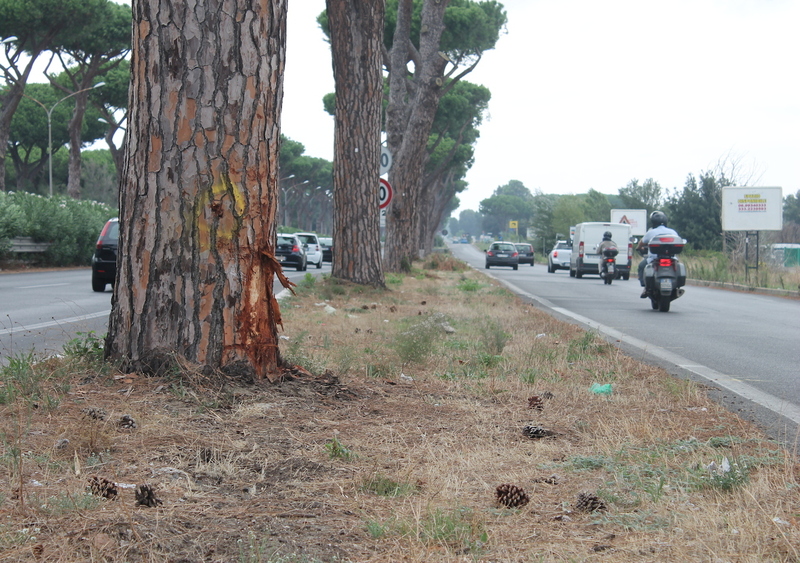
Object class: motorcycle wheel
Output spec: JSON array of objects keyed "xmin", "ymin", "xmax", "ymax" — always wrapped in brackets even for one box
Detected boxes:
[
  {"xmin": 658, "ymin": 298, "xmax": 671, "ymax": 312},
  {"xmin": 650, "ymin": 297, "xmax": 659, "ymax": 310}
]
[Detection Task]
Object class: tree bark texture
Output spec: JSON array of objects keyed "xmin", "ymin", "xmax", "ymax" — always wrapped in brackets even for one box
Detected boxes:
[
  {"xmin": 327, "ymin": 0, "xmax": 385, "ymax": 287},
  {"xmin": 106, "ymin": 0, "xmax": 287, "ymax": 382},
  {"xmin": 383, "ymin": 0, "xmax": 450, "ymax": 272}
]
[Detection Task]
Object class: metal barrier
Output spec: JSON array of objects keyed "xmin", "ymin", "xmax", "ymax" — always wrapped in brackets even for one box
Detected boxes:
[{"xmin": 7, "ymin": 237, "xmax": 52, "ymax": 253}]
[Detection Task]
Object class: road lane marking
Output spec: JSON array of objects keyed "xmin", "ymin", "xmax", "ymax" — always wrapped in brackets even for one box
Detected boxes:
[
  {"xmin": 17, "ymin": 283, "xmax": 71, "ymax": 289},
  {"xmin": 487, "ymin": 271, "xmax": 800, "ymax": 427},
  {"xmin": 0, "ymin": 310, "xmax": 111, "ymax": 336}
]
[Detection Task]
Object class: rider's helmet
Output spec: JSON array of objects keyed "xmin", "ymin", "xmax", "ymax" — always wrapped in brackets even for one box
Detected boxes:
[
  {"xmin": 603, "ymin": 231, "xmax": 612, "ymax": 240},
  {"xmin": 650, "ymin": 210, "xmax": 668, "ymax": 228}
]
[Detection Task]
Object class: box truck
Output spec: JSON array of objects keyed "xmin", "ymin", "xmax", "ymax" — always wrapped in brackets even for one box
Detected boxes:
[{"xmin": 569, "ymin": 222, "xmax": 633, "ymax": 279}]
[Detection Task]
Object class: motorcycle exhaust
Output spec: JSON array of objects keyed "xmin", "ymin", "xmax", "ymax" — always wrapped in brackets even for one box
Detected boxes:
[{"xmin": 677, "ymin": 288, "xmax": 685, "ymax": 298}]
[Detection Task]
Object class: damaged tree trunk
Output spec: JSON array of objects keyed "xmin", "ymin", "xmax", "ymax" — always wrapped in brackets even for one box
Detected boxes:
[{"xmin": 105, "ymin": 0, "xmax": 288, "ymax": 381}]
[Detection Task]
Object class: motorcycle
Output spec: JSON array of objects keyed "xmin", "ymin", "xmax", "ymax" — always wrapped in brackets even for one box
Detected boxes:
[
  {"xmin": 641, "ymin": 234, "xmax": 687, "ymax": 312},
  {"xmin": 600, "ymin": 247, "xmax": 619, "ymax": 285}
]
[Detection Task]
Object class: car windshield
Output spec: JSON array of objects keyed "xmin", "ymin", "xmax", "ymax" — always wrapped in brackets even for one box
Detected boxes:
[
  {"xmin": 297, "ymin": 234, "xmax": 316, "ymax": 245},
  {"xmin": 104, "ymin": 221, "xmax": 119, "ymax": 242},
  {"xmin": 516, "ymin": 244, "xmax": 531, "ymax": 251},
  {"xmin": 277, "ymin": 236, "xmax": 296, "ymax": 246},
  {"xmin": 556, "ymin": 242, "xmax": 570, "ymax": 250}
]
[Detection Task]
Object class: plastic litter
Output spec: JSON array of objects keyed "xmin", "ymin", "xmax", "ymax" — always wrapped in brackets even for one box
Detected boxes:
[{"xmin": 589, "ymin": 383, "xmax": 613, "ymax": 395}]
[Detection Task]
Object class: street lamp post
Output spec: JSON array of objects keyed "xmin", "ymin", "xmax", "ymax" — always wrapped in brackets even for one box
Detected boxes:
[
  {"xmin": 23, "ymin": 82, "xmax": 105, "ymax": 197},
  {"xmin": 281, "ymin": 178, "xmax": 309, "ymax": 228}
]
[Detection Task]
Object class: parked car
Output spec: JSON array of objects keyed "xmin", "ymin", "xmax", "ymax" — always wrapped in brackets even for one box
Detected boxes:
[
  {"xmin": 547, "ymin": 240, "xmax": 572, "ymax": 273},
  {"xmin": 276, "ymin": 233, "xmax": 307, "ymax": 271},
  {"xmin": 294, "ymin": 232, "xmax": 323, "ymax": 269},
  {"xmin": 91, "ymin": 217, "xmax": 118, "ymax": 292},
  {"xmin": 485, "ymin": 241, "xmax": 519, "ymax": 270},
  {"xmin": 319, "ymin": 237, "xmax": 333, "ymax": 262},
  {"xmin": 459, "ymin": 236, "xmax": 469, "ymax": 244},
  {"xmin": 514, "ymin": 243, "xmax": 535, "ymax": 266}
]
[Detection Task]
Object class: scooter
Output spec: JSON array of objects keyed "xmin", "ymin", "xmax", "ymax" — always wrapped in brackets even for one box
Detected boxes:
[
  {"xmin": 641, "ymin": 234, "xmax": 687, "ymax": 312},
  {"xmin": 600, "ymin": 247, "xmax": 618, "ymax": 285}
]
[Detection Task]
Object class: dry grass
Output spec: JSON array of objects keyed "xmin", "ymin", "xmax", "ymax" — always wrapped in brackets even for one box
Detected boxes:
[{"xmin": 1, "ymin": 259, "xmax": 798, "ymax": 562}]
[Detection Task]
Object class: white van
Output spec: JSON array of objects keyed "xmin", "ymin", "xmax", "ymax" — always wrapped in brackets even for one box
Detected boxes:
[{"xmin": 569, "ymin": 222, "xmax": 633, "ymax": 279}]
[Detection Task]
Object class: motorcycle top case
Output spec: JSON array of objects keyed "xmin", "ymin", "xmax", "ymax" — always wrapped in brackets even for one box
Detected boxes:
[{"xmin": 647, "ymin": 235, "xmax": 685, "ymax": 256}]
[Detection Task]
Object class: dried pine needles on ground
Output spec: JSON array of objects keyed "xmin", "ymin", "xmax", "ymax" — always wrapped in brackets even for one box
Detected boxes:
[{"xmin": 0, "ymin": 256, "xmax": 798, "ymax": 562}]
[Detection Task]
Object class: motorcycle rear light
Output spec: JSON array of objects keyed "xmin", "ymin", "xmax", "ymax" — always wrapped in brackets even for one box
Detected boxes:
[{"xmin": 659, "ymin": 258, "xmax": 672, "ymax": 267}]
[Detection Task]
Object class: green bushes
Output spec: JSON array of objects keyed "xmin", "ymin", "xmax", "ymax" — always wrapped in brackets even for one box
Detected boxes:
[{"xmin": 0, "ymin": 191, "xmax": 116, "ymax": 266}]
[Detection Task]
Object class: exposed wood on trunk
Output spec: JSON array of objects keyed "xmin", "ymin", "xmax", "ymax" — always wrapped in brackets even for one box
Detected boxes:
[{"xmin": 106, "ymin": 0, "xmax": 288, "ymax": 382}]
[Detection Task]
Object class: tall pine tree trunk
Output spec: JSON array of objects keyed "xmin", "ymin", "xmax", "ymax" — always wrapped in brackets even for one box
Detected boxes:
[
  {"xmin": 327, "ymin": 0, "xmax": 385, "ymax": 287},
  {"xmin": 106, "ymin": 0, "xmax": 287, "ymax": 381},
  {"xmin": 383, "ymin": 0, "xmax": 449, "ymax": 272}
]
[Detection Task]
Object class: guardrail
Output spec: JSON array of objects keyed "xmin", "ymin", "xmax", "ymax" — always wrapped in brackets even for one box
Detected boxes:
[{"xmin": 7, "ymin": 237, "xmax": 52, "ymax": 253}]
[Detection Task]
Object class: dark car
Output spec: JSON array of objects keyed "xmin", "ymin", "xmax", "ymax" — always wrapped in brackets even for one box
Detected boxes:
[
  {"xmin": 485, "ymin": 241, "xmax": 519, "ymax": 270},
  {"xmin": 514, "ymin": 243, "xmax": 535, "ymax": 266},
  {"xmin": 91, "ymin": 217, "xmax": 118, "ymax": 292},
  {"xmin": 276, "ymin": 233, "xmax": 307, "ymax": 271},
  {"xmin": 319, "ymin": 237, "xmax": 333, "ymax": 262}
]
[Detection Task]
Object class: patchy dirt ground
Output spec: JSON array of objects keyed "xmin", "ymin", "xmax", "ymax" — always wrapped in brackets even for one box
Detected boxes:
[{"xmin": 1, "ymin": 263, "xmax": 798, "ymax": 562}]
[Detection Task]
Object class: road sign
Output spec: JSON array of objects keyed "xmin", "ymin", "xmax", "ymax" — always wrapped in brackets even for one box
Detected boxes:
[
  {"xmin": 379, "ymin": 178, "xmax": 393, "ymax": 209},
  {"xmin": 380, "ymin": 146, "xmax": 393, "ymax": 176}
]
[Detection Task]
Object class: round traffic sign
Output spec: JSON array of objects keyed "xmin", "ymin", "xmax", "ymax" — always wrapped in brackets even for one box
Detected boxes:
[
  {"xmin": 379, "ymin": 178, "xmax": 393, "ymax": 209},
  {"xmin": 379, "ymin": 146, "xmax": 392, "ymax": 176}
]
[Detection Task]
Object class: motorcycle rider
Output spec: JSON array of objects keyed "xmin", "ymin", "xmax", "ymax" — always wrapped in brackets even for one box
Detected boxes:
[
  {"xmin": 597, "ymin": 231, "xmax": 618, "ymax": 279},
  {"xmin": 636, "ymin": 210, "xmax": 680, "ymax": 297}
]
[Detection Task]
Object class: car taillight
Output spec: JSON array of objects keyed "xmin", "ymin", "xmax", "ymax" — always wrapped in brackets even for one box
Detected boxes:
[
  {"xmin": 627, "ymin": 243, "xmax": 633, "ymax": 260},
  {"xmin": 659, "ymin": 258, "xmax": 672, "ymax": 267},
  {"xmin": 96, "ymin": 221, "xmax": 112, "ymax": 249},
  {"xmin": 578, "ymin": 241, "xmax": 584, "ymax": 257},
  {"xmin": 553, "ymin": 250, "xmax": 558, "ymax": 257},
  {"xmin": 512, "ymin": 252, "xmax": 518, "ymax": 257},
  {"xmin": 487, "ymin": 251, "xmax": 495, "ymax": 257},
  {"xmin": 292, "ymin": 245, "xmax": 300, "ymax": 252}
]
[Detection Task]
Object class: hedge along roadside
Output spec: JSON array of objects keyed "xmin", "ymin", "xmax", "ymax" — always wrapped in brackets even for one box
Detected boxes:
[{"xmin": 0, "ymin": 191, "xmax": 117, "ymax": 267}]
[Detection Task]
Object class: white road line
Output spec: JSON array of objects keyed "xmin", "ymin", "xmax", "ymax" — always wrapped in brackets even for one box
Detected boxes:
[
  {"xmin": 493, "ymin": 274, "xmax": 800, "ymax": 426},
  {"xmin": 0, "ymin": 310, "xmax": 111, "ymax": 336}
]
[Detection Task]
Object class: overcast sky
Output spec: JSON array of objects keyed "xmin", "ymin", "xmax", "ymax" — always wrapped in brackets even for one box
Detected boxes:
[{"xmin": 284, "ymin": 0, "xmax": 800, "ymax": 214}]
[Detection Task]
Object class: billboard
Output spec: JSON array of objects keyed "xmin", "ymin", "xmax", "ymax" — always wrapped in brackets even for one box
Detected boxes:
[
  {"xmin": 721, "ymin": 187, "xmax": 783, "ymax": 231},
  {"xmin": 610, "ymin": 209, "xmax": 648, "ymax": 236}
]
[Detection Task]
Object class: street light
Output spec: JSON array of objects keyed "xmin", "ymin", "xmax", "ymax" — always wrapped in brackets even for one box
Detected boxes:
[
  {"xmin": 281, "ymin": 179, "xmax": 309, "ymax": 227},
  {"xmin": 23, "ymin": 82, "xmax": 105, "ymax": 197}
]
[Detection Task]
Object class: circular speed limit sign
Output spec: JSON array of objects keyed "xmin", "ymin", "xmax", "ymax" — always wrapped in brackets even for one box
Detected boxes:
[{"xmin": 379, "ymin": 178, "xmax": 393, "ymax": 209}]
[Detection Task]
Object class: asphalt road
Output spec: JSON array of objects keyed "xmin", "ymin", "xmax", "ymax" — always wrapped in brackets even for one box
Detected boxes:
[
  {"xmin": 0, "ymin": 264, "xmax": 329, "ymax": 365},
  {"xmin": 450, "ymin": 242, "xmax": 800, "ymax": 441}
]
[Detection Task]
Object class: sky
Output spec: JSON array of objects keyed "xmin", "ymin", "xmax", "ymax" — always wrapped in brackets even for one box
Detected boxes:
[{"xmin": 283, "ymin": 0, "xmax": 800, "ymax": 214}]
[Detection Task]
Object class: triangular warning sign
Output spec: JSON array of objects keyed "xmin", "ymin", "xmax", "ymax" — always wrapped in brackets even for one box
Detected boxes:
[{"xmin": 619, "ymin": 215, "xmax": 631, "ymax": 224}]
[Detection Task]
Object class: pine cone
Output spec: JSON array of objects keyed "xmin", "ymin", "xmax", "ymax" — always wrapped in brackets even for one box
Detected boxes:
[
  {"xmin": 527, "ymin": 396, "xmax": 544, "ymax": 410},
  {"xmin": 135, "ymin": 484, "xmax": 162, "ymax": 507},
  {"xmin": 575, "ymin": 492, "xmax": 606, "ymax": 513},
  {"xmin": 118, "ymin": 415, "xmax": 137, "ymax": 429},
  {"xmin": 87, "ymin": 475, "xmax": 118, "ymax": 499},
  {"xmin": 83, "ymin": 407, "xmax": 107, "ymax": 421},
  {"xmin": 495, "ymin": 483, "xmax": 530, "ymax": 508},
  {"xmin": 522, "ymin": 424, "xmax": 555, "ymax": 439}
]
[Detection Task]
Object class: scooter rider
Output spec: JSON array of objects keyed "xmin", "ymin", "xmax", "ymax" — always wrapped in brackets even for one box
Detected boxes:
[
  {"xmin": 636, "ymin": 211, "xmax": 680, "ymax": 297},
  {"xmin": 597, "ymin": 231, "xmax": 617, "ymax": 256}
]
